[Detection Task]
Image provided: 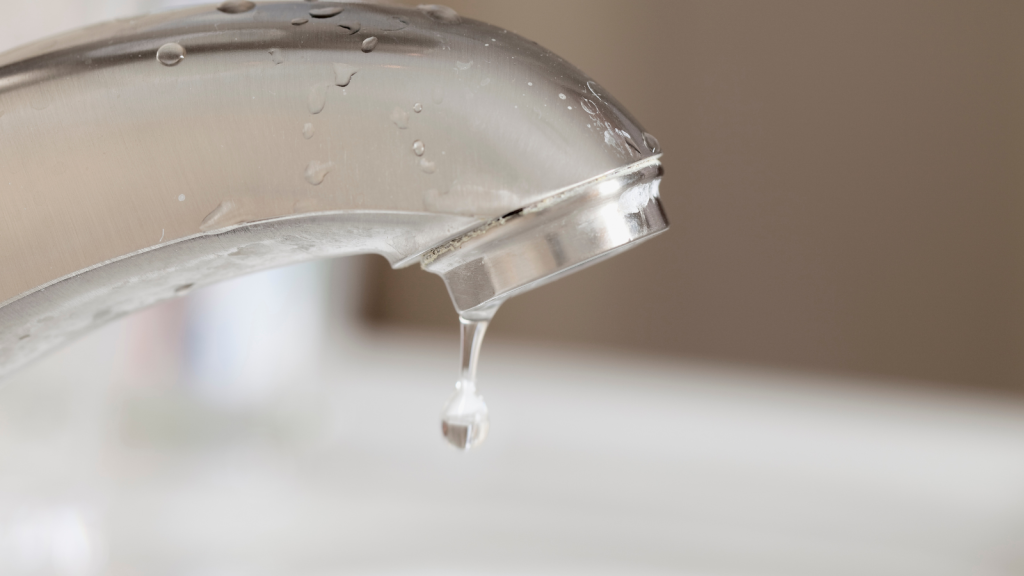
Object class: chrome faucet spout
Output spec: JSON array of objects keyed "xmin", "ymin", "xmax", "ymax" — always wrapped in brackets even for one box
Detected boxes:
[{"xmin": 0, "ymin": 1, "xmax": 668, "ymax": 378}]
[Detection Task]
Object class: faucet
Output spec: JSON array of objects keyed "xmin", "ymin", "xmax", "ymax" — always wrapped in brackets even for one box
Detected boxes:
[{"xmin": 0, "ymin": 1, "xmax": 668, "ymax": 379}]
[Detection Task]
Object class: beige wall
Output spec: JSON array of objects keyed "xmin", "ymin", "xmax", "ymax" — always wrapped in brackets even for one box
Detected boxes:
[{"xmin": 370, "ymin": 1, "xmax": 1024, "ymax": 390}]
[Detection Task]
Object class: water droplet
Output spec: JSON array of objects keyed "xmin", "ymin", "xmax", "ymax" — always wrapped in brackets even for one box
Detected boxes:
[
  {"xmin": 217, "ymin": 1, "xmax": 255, "ymax": 14},
  {"xmin": 432, "ymin": 87, "xmax": 444, "ymax": 104},
  {"xmin": 441, "ymin": 317, "xmax": 490, "ymax": 450},
  {"xmin": 567, "ymin": 106, "xmax": 572, "ymax": 110},
  {"xmin": 361, "ymin": 36, "xmax": 378, "ymax": 52},
  {"xmin": 178, "ymin": 194, "xmax": 186, "ymax": 202},
  {"xmin": 269, "ymin": 48, "xmax": 284, "ymax": 64},
  {"xmin": 412, "ymin": 140, "xmax": 425, "ymax": 156},
  {"xmin": 338, "ymin": 21, "xmax": 361, "ymax": 34},
  {"xmin": 559, "ymin": 93, "xmax": 566, "ymax": 100},
  {"xmin": 291, "ymin": 17, "xmax": 308, "ymax": 25},
  {"xmin": 156, "ymin": 42, "xmax": 185, "ymax": 66},
  {"xmin": 18, "ymin": 334, "xmax": 30, "ymax": 341},
  {"xmin": 333, "ymin": 63, "xmax": 358, "ymax": 86},
  {"xmin": 381, "ymin": 16, "xmax": 409, "ymax": 31},
  {"xmin": 418, "ymin": 4, "xmax": 460, "ymax": 24},
  {"xmin": 309, "ymin": 5, "xmax": 343, "ymax": 18},
  {"xmin": 623, "ymin": 133, "xmax": 641, "ymax": 156},
  {"xmin": 643, "ymin": 132, "xmax": 661, "ymax": 153},
  {"xmin": 456, "ymin": 60, "xmax": 473, "ymax": 71},
  {"xmin": 413, "ymin": 102, "xmax": 423, "ymax": 113},
  {"xmin": 199, "ymin": 199, "xmax": 255, "ymax": 230},
  {"xmin": 175, "ymin": 283, "xmax": 194, "ymax": 294},
  {"xmin": 391, "ymin": 107, "xmax": 409, "ymax": 129},
  {"xmin": 303, "ymin": 122, "xmax": 315, "ymax": 139},
  {"xmin": 305, "ymin": 160, "xmax": 334, "ymax": 185},
  {"xmin": 419, "ymin": 157, "xmax": 436, "ymax": 174},
  {"xmin": 308, "ymin": 84, "xmax": 328, "ymax": 114},
  {"xmin": 527, "ymin": 82, "xmax": 533, "ymax": 86},
  {"xmin": 580, "ymin": 97, "xmax": 598, "ymax": 115}
]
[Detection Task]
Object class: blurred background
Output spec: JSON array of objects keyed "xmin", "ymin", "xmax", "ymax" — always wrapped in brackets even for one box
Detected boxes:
[{"xmin": 3, "ymin": 1, "xmax": 1024, "ymax": 575}]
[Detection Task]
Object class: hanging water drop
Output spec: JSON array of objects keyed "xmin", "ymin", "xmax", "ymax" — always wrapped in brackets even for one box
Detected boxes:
[
  {"xmin": 269, "ymin": 48, "xmax": 284, "ymax": 64},
  {"xmin": 419, "ymin": 158, "xmax": 436, "ymax": 174},
  {"xmin": 309, "ymin": 5, "xmax": 343, "ymax": 18},
  {"xmin": 412, "ymin": 140, "xmax": 425, "ymax": 156},
  {"xmin": 217, "ymin": 1, "xmax": 255, "ymax": 14},
  {"xmin": 643, "ymin": 132, "xmax": 661, "ymax": 153},
  {"xmin": 413, "ymin": 102, "xmax": 423, "ymax": 113},
  {"xmin": 305, "ymin": 160, "xmax": 334, "ymax": 185},
  {"xmin": 303, "ymin": 123, "xmax": 315, "ymax": 139},
  {"xmin": 361, "ymin": 36, "xmax": 378, "ymax": 53},
  {"xmin": 418, "ymin": 4, "xmax": 460, "ymax": 24},
  {"xmin": 441, "ymin": 317, "xmax": 491, "ymax": 450},
  {"xmin": 156, "ymin": 43, "xmax": 185, "ymax": 66},
  {"xmin": 291, "ymin": 17, "xmax": 308, "ymax": 25}
]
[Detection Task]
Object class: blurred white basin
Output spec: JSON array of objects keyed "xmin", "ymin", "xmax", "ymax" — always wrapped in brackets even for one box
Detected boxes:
[{"xmin": 2, "ymin": 290, "xmax": 1024, "ymax": 576}]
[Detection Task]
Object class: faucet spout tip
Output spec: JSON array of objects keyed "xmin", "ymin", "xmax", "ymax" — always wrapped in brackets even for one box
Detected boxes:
[{"xmin": 422, "ymin": 158, "xmax": 668, "ymax": 316}]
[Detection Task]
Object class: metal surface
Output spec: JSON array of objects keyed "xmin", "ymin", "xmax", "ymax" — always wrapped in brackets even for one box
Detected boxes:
[{"xmin": 0, "ymin": 1, "xmax": 667, "ymax": 378}]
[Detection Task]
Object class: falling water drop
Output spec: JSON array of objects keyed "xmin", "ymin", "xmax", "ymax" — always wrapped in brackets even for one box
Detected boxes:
[
  {"xmin": 269, "ymin": 48, "xmax": 284, "ymax": 64},
  {"xmin": 338, "ymin": 21, "xmax": 361, "ymax": 34},
  {"xmin": 419, "ymin": 158, "xmax": 436, "ymax": 174},
  {"xmin": 441, "ymin": 316, "xmax": 491, "ymax": 450},
  {"xmin": 643, "ymin": 132, "xmax": 661, "ymax": 153},
  {"xmin": 305, "ymin": 160, "xmax": 334, "ymax": 185},
  {"xmin": 413, "ymin": 103, "xmax": 423, "ymax": 113},
  {"xmin": 361, "ymin": 36, "xmax": 378, "ymax": 53},
  {"xmin": 156, "ymin": 43, "xmax": 185, "ymax": 66},
  {"xmin": 303, "ymin": 123, "xmax": 315, "ymax": 139},
  {"xmin": 309, "ymin": 5, "xmax": 343, "ymax": 18},
  {"xmin": 333, "ymin": 63, "xmax": 358, "ymax": 86},
  {"xmin": 308, "ymin": 84, "xmax": 328, "ymax": 114},
  {"xmin": 291, "ymin": 17, "xmax": 308, "ymax": 25},
  {"xmin": 418, "ymin": 4, "xmax": 460, "ymax": 24},
  {"xmin": 412, "ymin": 140, "xmax": 425, "ymax": 156},
  {"xmin": 217, "ymin": 1, "xmax": 255, "ymax": 14},
  {"xmin": 391, "ymin": 107, "xmax": 409, "ymax": 129}
]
